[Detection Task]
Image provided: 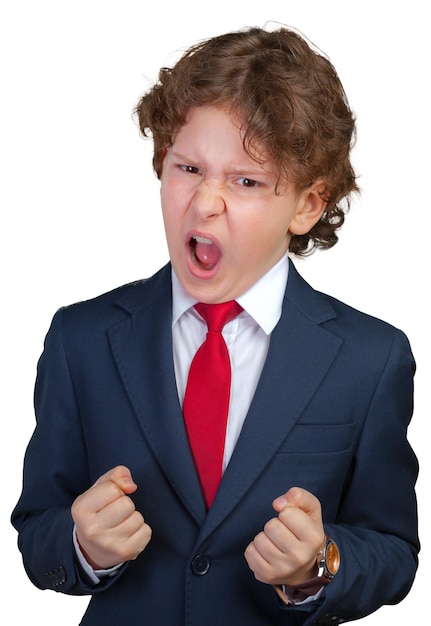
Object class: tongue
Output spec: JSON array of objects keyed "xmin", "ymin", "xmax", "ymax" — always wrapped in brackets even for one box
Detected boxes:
[{"xmin": 194, "ymin": 239, "xmax": 221, "ymax": 268}]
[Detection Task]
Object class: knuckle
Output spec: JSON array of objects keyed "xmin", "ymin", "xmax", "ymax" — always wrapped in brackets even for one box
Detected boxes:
[
  {"xmin": 138, "ymin": 519, "xmax": 152, "ymax": 544},
  {"xmin": 278, "ymin": 506, "xmax": 295, "ymax": 524},
  {"xmin": 134, "ymin": 510, "xmax": 146, "ymax": 526},
  {"xmin": 264, "ymin": 517, "xmax": 279, "ymax": 535},
  {"xmin": 253, "ymin": 531, "xmax": 266, "ymax": 550},
  {"xmin": 244, "ymin": 542, "xmax": 253, "ymax": 558},
  {"xmin": 70, "ymin": 500, "xmax": 82, "ymax": 521},
  {"xmin": 71, "ymin": 492, "xmax": 91, "ymax": 519},
  {"xmin": 109, "ymin": 464, "xmax": 127, "ymax": 477},
  {"xmin": 143, "ymin": 523, "xmax": 152, "ymax": 541},
  {"xmin": 135, "ymin": 527, "xmax": 152, "ymax": 555},
  {"xmin": 122, "ymin": 495, "xmax": 136, "ymax": 514},
  {"xmin": 106, "ymin": 481, "xmax": 124, "ymax": 500}
]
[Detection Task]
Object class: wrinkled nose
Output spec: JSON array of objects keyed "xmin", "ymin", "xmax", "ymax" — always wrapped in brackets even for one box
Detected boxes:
[{"xmin": 191, "ymin": 180, "xmax": 226, "ymax": 219}]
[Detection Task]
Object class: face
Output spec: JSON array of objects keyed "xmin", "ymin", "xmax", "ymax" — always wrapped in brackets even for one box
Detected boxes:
[{"xmin": 160, "ymin": 105, "xmax": 323, "ymax": 303}]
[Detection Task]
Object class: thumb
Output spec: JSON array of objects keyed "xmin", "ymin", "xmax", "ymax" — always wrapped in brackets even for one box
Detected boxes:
[
  {"xmin": 94, "ymin": 465, "xmax": 137, "ymax": 495},
  {"xmin": 273, "ymin": 486, "xmax": 320, "ymax": 518}
]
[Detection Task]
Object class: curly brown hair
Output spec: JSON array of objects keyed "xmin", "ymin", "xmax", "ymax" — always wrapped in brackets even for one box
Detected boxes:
[{"xmin": 135, "ymin": 26, "xmax": 359, "ymax": 255}]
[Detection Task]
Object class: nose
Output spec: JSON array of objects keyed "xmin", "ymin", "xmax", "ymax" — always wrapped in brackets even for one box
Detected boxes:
[{"xmin": 191, "ymin": 179, "xmax": 226, "ymax": 219}]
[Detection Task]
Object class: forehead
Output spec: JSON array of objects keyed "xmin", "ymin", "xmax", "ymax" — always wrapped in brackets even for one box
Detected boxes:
[
  {"xmin": 173, "ymin": 105, "xmax": 273, "ymax": 172},
  {"xmin": 175, "ymin": 106, "xmax": 242, "ymax": 146}
]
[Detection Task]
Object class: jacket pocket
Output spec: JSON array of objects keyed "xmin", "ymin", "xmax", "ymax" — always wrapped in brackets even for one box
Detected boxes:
[{"xmin": 276, "ymin": 423, "xmax": 356, "ymax": 454}]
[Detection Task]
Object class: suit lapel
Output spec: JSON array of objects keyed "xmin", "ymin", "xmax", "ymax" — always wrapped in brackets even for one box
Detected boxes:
[
  {"xmin": 200, "ymin": 262, "xmax": 343, "ymax": 538},
  {"xmin": 108, "ymin": 265, "xmax": 206, "ymax": 524}
]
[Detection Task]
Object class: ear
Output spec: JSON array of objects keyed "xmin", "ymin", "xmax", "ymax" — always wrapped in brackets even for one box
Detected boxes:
[{"xmin": 289, "ymin": 181, "xmax": 328, "ymax": 236}]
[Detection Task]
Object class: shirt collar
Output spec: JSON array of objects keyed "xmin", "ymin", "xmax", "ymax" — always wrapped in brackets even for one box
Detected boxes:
[{"xmin": 171, "ymin": 253, "xmax": 289, "ymax": 335}]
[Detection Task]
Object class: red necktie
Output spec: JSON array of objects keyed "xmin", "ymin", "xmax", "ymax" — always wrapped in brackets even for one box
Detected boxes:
[{"xmin": 183, "ymin": 301, "xmax": 243, "ymax": 508}]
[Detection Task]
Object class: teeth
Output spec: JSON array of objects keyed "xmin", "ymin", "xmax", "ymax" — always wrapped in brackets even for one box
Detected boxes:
[{"xmin": 193, "ymin": 236, "xmax": 213, "ymax": 244}]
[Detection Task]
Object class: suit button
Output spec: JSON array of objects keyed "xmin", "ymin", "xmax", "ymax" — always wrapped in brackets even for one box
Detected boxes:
[
  {"xmin": 191, "ymin": 554, "xmax": 211, "ymax": 575},
  {"xmin": 46, "ymin": 566, "xmax": 67, "ymax": 588}
]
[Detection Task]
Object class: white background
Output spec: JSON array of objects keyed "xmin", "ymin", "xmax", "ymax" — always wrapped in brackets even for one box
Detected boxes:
[{"xmin": 1, "ymin": 1, "xmax": 428, "ymax": 623}]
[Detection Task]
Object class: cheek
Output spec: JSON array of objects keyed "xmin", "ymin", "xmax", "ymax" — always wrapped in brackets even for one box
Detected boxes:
[
  {"xmin": 160, "ymin": 183, "xmax": 179, "ymax": 221},
  {"xmin": 160, "ymin": 178, "xmax": 171, "ymax": 208},
  {"xmin": 241, "ymin": 210, "xmax": 289, "ymax": 247},
  {"xmin": 160, "ymin": 199, "xmax": 179, "ymax": 247},
  {"xmin": 161, "ymin": 177, "xmax": 191, "ymax": 216},
  {"xmin": 228, "ymin": 222, "xmax": 268, "ymax": 266}
]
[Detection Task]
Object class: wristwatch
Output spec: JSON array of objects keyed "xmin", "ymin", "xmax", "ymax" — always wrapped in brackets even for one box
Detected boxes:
[
  {"xmin": 276, "ymin": 536, "xmax": 340, "ymax": 606},
  {"xmin": 316, "ymin": 535, "xmax": 340, "ymax": 581}
]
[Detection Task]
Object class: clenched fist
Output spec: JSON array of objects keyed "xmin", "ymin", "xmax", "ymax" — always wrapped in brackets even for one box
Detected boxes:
[
  {"xmin": 72, "ymin": 465, "xmax": 152, "ymax": 569},
  {"xmin": 244, "ymin": 487, "xmax": 325, "ymax": 587}
]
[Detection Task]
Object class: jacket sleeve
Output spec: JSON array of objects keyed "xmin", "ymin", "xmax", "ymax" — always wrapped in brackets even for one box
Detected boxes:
[
  {"xmin": 11, "ymin": 308, "xmax": 126, "ymax": 595},
  {"xmin": 311, "ymin": 329, "xmax": 419, "ymax": 624}
]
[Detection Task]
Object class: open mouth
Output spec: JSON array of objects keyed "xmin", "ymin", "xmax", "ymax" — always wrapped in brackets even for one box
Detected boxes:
[{"xmin": 189, "ymin": 235, "xmax": 222, "ymax": 270}]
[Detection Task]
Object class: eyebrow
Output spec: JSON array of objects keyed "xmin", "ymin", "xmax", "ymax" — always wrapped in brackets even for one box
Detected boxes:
[{"xmin": 169, "ymin": 149, "xmax": 273, "ymax": 178}]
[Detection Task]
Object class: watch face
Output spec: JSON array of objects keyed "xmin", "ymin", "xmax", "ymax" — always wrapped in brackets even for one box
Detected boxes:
[{"xmin": 326, "ymin": 540, "xmax": 340, "ymax": 576}]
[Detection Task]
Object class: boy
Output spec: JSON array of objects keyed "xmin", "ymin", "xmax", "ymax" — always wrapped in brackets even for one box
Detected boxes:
[{"xmin": 12, "ymin": 26, "xmax": 419, "ymax": 625}]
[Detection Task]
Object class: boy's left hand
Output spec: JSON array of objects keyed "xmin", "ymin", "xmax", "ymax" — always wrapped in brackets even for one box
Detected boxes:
[{"xmin": 244, "ymin": 487, "xmax": 325, "ymax": 587}]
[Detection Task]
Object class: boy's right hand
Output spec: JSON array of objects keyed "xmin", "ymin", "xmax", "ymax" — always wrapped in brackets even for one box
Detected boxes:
[{"xmin": 71, "ymin": 465, "xmax": 152, "ymax": 570}]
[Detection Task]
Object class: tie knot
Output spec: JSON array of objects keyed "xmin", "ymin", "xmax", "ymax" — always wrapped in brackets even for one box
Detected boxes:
[{"xmin": 195, "ymin": 301, "xmax": 243, "ymax": 333}]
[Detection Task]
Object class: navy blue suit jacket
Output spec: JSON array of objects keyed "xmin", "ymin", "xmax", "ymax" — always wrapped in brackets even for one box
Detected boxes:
[{"xmin": 12, "ymin": 261, "xmax": 419, "ymax": 625}]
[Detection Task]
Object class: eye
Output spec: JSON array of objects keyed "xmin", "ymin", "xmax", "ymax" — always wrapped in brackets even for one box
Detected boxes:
[
  {"xmin": 236, "ymin": 177, "xmax": 260, "ymax": 188},
  {"xmin": 179, "ymin": 164, "xmax": 201, "ymax": 175}
]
